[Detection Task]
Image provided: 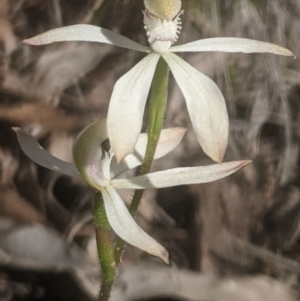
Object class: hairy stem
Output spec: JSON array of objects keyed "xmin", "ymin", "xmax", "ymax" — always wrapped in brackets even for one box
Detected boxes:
[
  {"xmin": 114, "ymin": 58, "xmax": 170, "ymax": 264},
  {"xmin": 94, "ymin": 193, "xmax": 117, "ymax": 301}
]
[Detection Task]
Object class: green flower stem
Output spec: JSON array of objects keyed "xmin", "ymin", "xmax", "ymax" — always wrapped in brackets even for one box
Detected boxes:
[
  {"xmin": 93, "ymin": 193, "xmax": 117, "ymax": 301},
  {"xmin": 114, "ymin": 57, "xmax": 170, "ymax": 264},
  {"xmin": 93, "ymin": 58, "xmax": 170, "ymax": 300}
]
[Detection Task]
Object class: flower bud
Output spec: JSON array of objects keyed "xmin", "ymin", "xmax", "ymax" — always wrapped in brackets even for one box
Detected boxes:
[{"xmin": 144, "ymin": 0, "xmax": 182, "ymax": 21}]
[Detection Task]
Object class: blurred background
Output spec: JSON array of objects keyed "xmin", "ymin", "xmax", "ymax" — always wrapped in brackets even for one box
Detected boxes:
[{"xmin": 0, "ymin": 0, "xmax": 300, "ymax": 300}]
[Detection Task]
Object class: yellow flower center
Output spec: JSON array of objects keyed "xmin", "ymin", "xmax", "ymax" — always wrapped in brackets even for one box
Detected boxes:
[{"xmin": 144, "ymin": 0, "xmax": 182, "ymax": 21}]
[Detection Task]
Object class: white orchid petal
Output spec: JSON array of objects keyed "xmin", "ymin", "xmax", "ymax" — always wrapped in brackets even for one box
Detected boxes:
[
  {"xmin": 108, "ymin": 53, "xmax": 160, "ymax": 162},
  {"xmin": 23, "ymin": 24, "xmax": 150, "ymax": 53},
  {"xmin": 13, "ymin": 128, "xmax": 81, "ymax": 179},
  {"xmin": 139, "ymin": 127, "xmax": 187, "ymax": 159},
  {"xmin": 112, "ymin": 160, "xmax": 250, "ymax": 189},
  {"xmin": 163, "ymin": 53, "xmax": 228, "ymax": 162},
  {"xmin": 102, "ymin": 185, "xmax": 169, "ymax": 263},
  {"xmin": 111, "ymin": 127, "xmax": 186, "ymax": 176},
  {"xmin": 73, "ymin": 120, "xmax": 108, "ymax": 188},
  {"xmin": 170, "ymin": 37, "xmax": 295, "ymax": 57}
]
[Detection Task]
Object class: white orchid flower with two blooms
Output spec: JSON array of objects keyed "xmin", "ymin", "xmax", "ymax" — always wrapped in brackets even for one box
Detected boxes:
[
  {"xmin": 23, "ymin": 0, "xmax": 294, "ymax": 163},
  {"xmin": 14, "ymin": 120, "xmax": 249, "ymax": 263}
]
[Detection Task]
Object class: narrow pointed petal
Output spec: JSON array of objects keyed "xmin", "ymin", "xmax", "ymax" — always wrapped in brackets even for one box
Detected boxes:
[
  {"xmin": 163, "ymin": 53, "xmax": 228, "ymax": 162},
  {"xmin": 111, "ymin": 127, "xmax": 186, "ymax": 176},
  {"xmin": 73, "ymin": 120, "xmax": 108, "ymax": 188},
  {"xmin": 112, "ymin": 160, "xmax": 251, "ymax": 189},
  {"xmin": 23, "ymin": 24, "xmax": 150, "ymax": 53},
  {"xmin": 13, "ymin": 128, "xmax": 81, "ymax": 179},
  {"xmin": 102, "ymin": 185, "xmax": 169, "ymax": 263},
  {"xmin": 170, "ymin": 38, "xmax": 295, "ymax": 57},
  {"xmin": 107, "ymin": 53, "xmax": 160, "ymax": 162}
]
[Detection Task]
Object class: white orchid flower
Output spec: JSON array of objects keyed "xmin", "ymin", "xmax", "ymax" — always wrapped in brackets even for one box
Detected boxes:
[
  {"xmin": 22, "ymin": 1, "xmax": 293, "ymax": 163},
  {"xmin": 14, "ymin": 120, "xmax": 250, "ymax": 263}
]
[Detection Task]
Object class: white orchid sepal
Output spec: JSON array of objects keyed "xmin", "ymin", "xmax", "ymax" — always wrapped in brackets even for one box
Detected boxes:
[
  {"xmin": 14, "ymin": 120, "xmax": 250, "ymax": 263},
  {"xmin": 23, "ymin": 24, "xmax": 151, "ymax": 53},
  {"xmin": 107, "ymin": 53, "xmax": 160, "ymax": 162},
  {"xmin": 12, "ymin": 126, "xmax": 81, "ymax": 180},
  {"xmin": 101, "ymin": 184, "xmax": 169, "ymax": 263},
  {"xmin": 170, "ymin": 37, "xmax": 295, "ymax": 56},
  {"xmin": 112, "ymin": 160, "xmax": 250, "ymax": 190},
  {"xmin": 111, "ymin": 126, "xmax": 187, "ymax": 177}
]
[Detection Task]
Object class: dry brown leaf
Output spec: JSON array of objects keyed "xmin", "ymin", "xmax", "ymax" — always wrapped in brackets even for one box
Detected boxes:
[{"xmin": 0, "ymin": 102, "xmax": 83, "ymax": 132}]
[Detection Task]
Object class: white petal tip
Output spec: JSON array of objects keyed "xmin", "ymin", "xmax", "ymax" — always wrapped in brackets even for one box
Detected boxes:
[
  {"xmin": 283, "ymin": 49, "xmax": 295, "ymax": 58},
  {"xmin": 114, "ymin": 148, "xmax": 130, "ymax": 164},
  {"xmin": 166, "ymin": 127, "xmax": 187, "ymax": 142},
  {"xmin": 214, "ymin": 155, "xmax": 223, "ymax": 164},
  {"xmin": 22, "ymin": 38, "xmax": 41, "ymax": 45},
  {"xmin": 218, "ymin": 159, "xmax": 251, "ymax": 167},
  {"xmin": 112, "ymin": 139, "xmax": 143, "ymax": 163},
  {"xmin": 286, "ymin": 51, "xmax": 295, "ymax": 58},
  {"xmin": 209, "ymin": 149, "xmax": 226, "ymax": 163},
  {"xmin": 176, "ymin": 127, "xmax": 187, "ymax": 135},
  {"xmin": 241, "ymin": 160, "xmax": 252, "ymax": 167},
  {"xmin": 273, "ymin": 47, "xmax": 295, "ymax": 57},
  {"xmin": 160, "ymin": 249, "xmax": 169, "ymax": 264},
  {"xmin": 147, "ymin": 244, "xmax": 169, "ymax": 264},
  {"xmin": 204, "ymin": 133, "xmax": 229, "ymax": 163},
  {"xmin": 224, "ymin": 159, "xmax": 252, "ymax": 169},
  {"xmin": 12, "ymin": 127, "xmax": 20, "ymax": 132}
]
